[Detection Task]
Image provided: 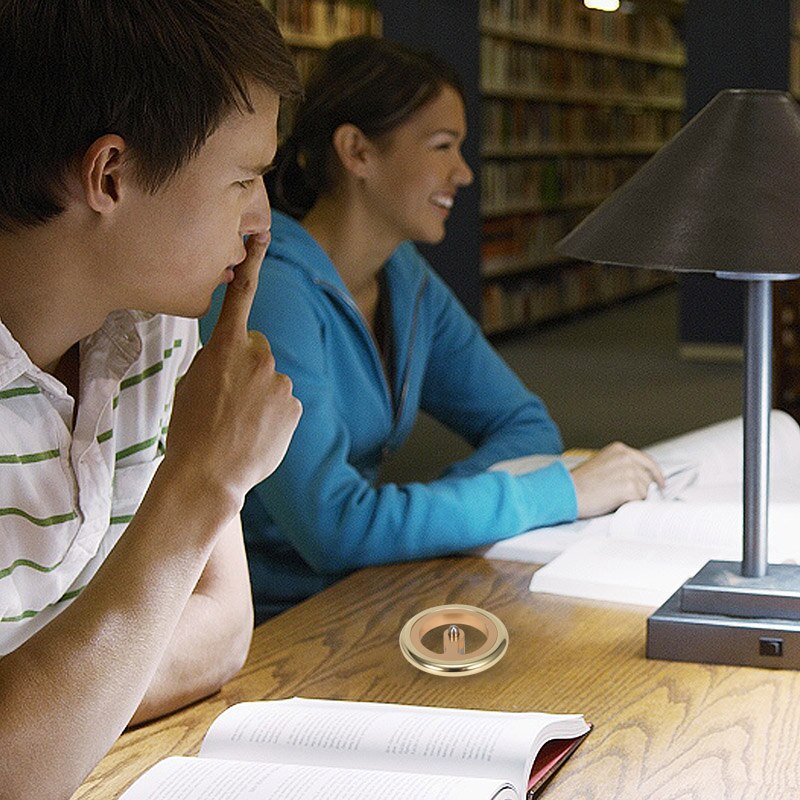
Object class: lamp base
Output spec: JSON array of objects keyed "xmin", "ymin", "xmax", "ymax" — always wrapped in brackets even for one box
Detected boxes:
[
  {"xmin": 681, "ymin": 560, "xmax": 800, "ymax": 619},
  {"xmin": 648, "ymin": 563, "xmax": 800, "ymax": 669}
]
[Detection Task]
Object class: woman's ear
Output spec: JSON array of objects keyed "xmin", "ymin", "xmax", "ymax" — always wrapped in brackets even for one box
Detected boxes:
[
  {"xmin": 331, "ymin": 123, "xmax": 375, "ymax": 181},
  {"xmin": 79, "ymin": 134, "xmax": 129, "ymax": 214}
]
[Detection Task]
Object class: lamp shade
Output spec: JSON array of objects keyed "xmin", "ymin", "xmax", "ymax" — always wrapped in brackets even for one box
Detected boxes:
[{"xmin": 556, "ymin": 89, "xmax": 800, "ymax": 274}]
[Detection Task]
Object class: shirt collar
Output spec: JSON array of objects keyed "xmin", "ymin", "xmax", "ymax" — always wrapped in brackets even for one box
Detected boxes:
[{"xmin": 0, "ymin": 310, "xmax": 154, "ymax": 392}]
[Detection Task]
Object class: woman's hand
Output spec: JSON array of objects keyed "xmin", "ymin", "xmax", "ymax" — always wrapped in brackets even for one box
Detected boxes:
[{"xmin": 570, "ymin": 442, "xmax": 664, "ymax": 519}]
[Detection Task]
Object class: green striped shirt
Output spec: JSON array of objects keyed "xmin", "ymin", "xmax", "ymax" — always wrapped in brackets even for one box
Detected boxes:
[{"xmin": 0, "ymin": 310, "xmax": 199, "ymax": 654}]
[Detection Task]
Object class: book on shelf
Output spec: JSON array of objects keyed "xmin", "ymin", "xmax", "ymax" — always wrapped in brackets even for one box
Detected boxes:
[
  {"xmin": 480, "ymin": 0, "xmax": 684, "ymax": 57},
  {"xmin": 480, "ymin": 37, "xmax": 684, "ymax": 101},
  {"xmin": 480, "ymin": 262, "xmax": 669, "ymax": 334},
  {"xmin": 266, "ymin": 0, "xmax": 381, "ymax": 42},
  {"xmin": 480, "ymin": 412, "xmax": 800, "ymax": 607},
  {"xmin": 119, "ymin": 697, "xmax": 591, "ymax": 800},
  {"xmin": 481, "ymin": 156, "xmax": 647, "ymax": 214},
  {"xmin": 481, "ymin": 98, "xmax": 682, "ymax": 153}
]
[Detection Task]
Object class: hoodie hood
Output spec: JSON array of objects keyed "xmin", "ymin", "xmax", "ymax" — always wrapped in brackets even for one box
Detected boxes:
[
  {"xmin": 267, "ymin": 210, "xmax": 351, "ymax": 295},
  {"xmin": 267, "ymin": 210, "xmax": 429, "ymax": 307}
]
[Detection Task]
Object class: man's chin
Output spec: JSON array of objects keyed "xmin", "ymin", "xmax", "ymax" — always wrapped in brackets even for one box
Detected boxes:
[{"xmin": 153, "ymin": 299, "xmax": 213, "ymax": 321}]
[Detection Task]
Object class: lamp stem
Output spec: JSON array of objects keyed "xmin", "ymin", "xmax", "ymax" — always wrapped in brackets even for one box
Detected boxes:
[{"xmin": 742, "ymin": 279, "xmax": 772, "ymax": 578}]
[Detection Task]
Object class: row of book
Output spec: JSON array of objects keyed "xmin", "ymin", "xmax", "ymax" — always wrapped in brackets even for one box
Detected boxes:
[
  {"xmin": 480, "ymin": 0, "xmax": 683, "ymax": 57},
  {"xmin": 481, "ymin": 210, "xmax": 582, "ymax": 274},
  {"xmin": 791, "ymin": 36, "xmax": 800, "ymax": 98},
  {"xmin": 263, "ymin": 0, "xmax": 381, "ymax": 42},
  {"xmin": 481, "ymin": 155, "xmax": 648, "ymax": 214},
  {"xmin": 482, "ymin": 99, "xmax": 682, "ymax": 151},
  {"xmin": 482, "ymin": 262, "xmax": 671, "ymax": 333},
  {"xmin": 775, "ymin": 283, "xmax": 800, "ymax": 415},
  {"xmin": 481, "ymin": 38, "xmax": 684, "ymax": 99}
]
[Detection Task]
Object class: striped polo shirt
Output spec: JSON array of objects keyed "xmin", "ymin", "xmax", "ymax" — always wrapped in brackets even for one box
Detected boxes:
[{"xmin": 0, "ymin": 310, "xmax": 199, "ymax": 655}]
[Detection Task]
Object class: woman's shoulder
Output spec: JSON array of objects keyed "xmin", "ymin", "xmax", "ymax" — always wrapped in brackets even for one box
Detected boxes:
[
  {"xmin": 388, "ymin": 240, "xmax": 428, "ymax": 272},
  {"xmin": 387, "ymin": 241, "xmax": 464, "ymax": 311},
  {"xmin": 267, "ymin": 211, "xmax": 330, "ymax": 273}
]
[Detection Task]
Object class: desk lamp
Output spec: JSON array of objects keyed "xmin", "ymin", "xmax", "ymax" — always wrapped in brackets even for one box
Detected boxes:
[{"xmin": 556, "ymin": 89, "xmax": 800, "ymax": 669}]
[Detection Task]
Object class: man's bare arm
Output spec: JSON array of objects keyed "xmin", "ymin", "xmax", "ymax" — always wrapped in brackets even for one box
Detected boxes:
[
  {"xmin": 0, "ymin": 468, "xmax": 238, "ymax": 800},
  {"xmin": 129, "ymin": 514, "xmax": 253, "ymax": 727},
  {"xmin": 0, "ymin": 235, "xmax": 301, "ymax": 800}
]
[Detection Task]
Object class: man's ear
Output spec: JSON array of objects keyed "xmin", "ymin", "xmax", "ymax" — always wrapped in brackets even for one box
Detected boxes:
[
  {"xmin": 80, "ymin": 134, "xmax": 129, "ymax": 214},
  {"xmin": 331, "ymin": 123, "xmax": 375, "ymax": 180}
]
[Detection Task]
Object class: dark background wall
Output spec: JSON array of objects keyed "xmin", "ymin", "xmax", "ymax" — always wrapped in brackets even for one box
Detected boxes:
[
  {"xmin": 679, "ymin": 0, "xmax": 791, "ymax": 349},
  {"xmin": 376, "ymin": 0, "xmax": 482, "ymax": 320}
]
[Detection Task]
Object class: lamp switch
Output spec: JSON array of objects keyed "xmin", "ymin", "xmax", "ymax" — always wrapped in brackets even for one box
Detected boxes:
[{"xmin": 759, "ymin": 637, "xmax": 783, "ymax": 657}]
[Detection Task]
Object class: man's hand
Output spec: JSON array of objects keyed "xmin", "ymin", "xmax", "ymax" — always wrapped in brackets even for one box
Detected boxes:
[
  {"xmin": 165, "ymin": 234, "xmax": 302, "ymax": 514},
  {"xmin": 570, "ymin": 441, "xmax": 664, "ymax": 519}
]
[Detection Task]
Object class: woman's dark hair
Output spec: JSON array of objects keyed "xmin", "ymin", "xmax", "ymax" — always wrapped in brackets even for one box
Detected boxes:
[
  {"xmin": 0, "ymin": 0, "xmax": 302, "ymax": 231},
  {"xmin": 268, "ymin": 35, "xmax": 465, "ymax": 219}
]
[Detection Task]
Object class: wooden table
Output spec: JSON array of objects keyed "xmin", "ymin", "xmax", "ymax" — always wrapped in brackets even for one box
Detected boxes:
[{"xmin": 74, "ymin": 556, "xmax": 800, "ymax": 799}]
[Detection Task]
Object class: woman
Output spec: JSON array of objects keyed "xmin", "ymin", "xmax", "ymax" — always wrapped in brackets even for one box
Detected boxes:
[{"xmin": 203, "ymin": 36, "xmax": 663, "ymax": 622}]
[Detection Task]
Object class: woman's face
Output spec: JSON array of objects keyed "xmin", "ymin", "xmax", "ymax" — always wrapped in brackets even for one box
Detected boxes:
[{"xmin": 364, "ymin": 85, "xmax": 473, "ymax": 246}]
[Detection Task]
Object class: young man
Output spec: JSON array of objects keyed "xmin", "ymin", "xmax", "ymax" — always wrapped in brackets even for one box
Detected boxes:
[{"xmin": 0, "ymin": 2, "xmax": 303, "ymax": 797}]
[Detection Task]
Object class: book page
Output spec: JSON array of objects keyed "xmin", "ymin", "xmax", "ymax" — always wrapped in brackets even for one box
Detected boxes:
[
  {"xmin": 485, "ymin": 412, "xmax": 800, "ymax": 568},
  {"xmin": 529, "ymin": 501, "xmax": 800, "ymax": 607},
  {"xmin": 119, "ymin": 756, "xmax": 518, "ymax": 800},
  {"xmin": 476, "ymin": 517, "xmax": 599, "ymax": 565},
  {"xmin": 608, "ymin": 499, "xmax": 800, "ymax": 559},
  {"xmin": 490, "ymin": 454, "xmax": 590, "ymax": 475},
  {"xmin": 198, "ymin": 698, "xmax": 588, "ymax": 794},
  {"xmin": 643, "ymin": 411, "xmax": 800, "ymax": 489},
  {"xmin": 480, "ymin": 452, "xmax": 702, "ymax": 564}
]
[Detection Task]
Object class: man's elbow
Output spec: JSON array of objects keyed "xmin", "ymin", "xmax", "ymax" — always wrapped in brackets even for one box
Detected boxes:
[{"xmin": 217, "ymin": 601, "xmax": 253, "ymax": 683}]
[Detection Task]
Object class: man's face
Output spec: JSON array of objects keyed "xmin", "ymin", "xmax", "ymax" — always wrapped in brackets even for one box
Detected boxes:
[{"xmin": 110, "ymin": 82, "xmax": 279, "ymax": 318}]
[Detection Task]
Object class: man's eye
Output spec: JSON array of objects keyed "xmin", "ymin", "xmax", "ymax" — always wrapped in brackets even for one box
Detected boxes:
[{"xmin": 237, "ymin": 179, "xmax": 254, "ymax": 189}]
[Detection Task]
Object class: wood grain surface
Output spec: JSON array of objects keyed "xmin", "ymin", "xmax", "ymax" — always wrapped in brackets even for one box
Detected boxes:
[{"xmin": 72, "ymin": 556, "xmax": 800, "ymax": 800}]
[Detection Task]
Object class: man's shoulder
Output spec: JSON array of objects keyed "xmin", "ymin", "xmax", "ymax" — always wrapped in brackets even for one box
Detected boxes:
[
  {"xmin": 130, "ymin": 313, "xmax": 198, "ymax": 352},
  {"xmin": 131, "ymin": 311, "xmax": 198, "ymax": 337}
]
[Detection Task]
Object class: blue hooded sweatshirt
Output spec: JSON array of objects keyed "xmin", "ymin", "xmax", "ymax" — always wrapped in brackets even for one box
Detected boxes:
[{"xmin": 201, "ymin": 211, "xmax": 577, "ymax": 621}]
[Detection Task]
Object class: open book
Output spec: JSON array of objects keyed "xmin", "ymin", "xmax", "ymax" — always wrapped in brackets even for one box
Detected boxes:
[
  {"xmin": 482, "ymin": 412, "xmax": 800, "ymax": 607},
  {"xmin": 119, "ymin": 697, "xmax": 591, "ymax": 800}
]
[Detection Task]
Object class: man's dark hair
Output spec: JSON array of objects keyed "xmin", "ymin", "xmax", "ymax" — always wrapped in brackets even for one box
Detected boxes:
[
  {"xmin": 268, "ymin": 35, "xmax": 465, "ymax": 220},
  {"xmin": 0, "ymin": 0, "xmax": 302, "ymax": 231}
]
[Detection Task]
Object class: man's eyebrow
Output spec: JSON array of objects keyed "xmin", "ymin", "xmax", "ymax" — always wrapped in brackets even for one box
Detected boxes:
[
  {"xmin": 242, "ymin": 161, "xmax": 276, "ymax": 176},
  {"xmin": 427, "ymin": 128, "xmax": 460, "ymax": 137}
]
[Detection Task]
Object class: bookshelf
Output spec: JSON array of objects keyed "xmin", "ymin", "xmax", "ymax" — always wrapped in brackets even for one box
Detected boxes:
[
  {"xmin": 479, "ymin": 0, "xmax": 686, "ymax": 336},
  {"xmin": 265, "ymin": 1, "xmax": 381, "ymax": 46},
  {"xmin": 262, "ymin": 0, "xmax": 382, "ymax": 138}
]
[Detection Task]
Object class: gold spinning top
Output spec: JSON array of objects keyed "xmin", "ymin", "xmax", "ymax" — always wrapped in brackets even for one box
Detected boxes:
[{"xmin": 399, "ymin": 604, "xmax": 509, "ymax": 676}]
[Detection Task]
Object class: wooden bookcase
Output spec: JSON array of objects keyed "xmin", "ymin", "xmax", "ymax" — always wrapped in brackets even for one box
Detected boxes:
[
  {"xmin": 478, "ymin": 0, "xmax": 686, "ymax": 335},
  {"xmin": 262, "ymin": 0, "xmax": 382, "ymax": 139}
]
